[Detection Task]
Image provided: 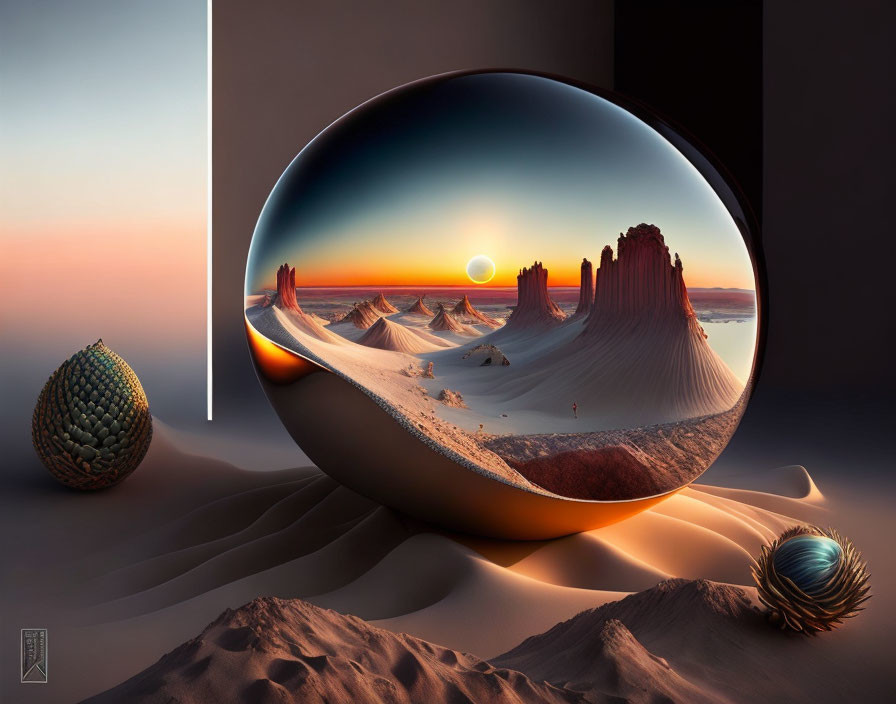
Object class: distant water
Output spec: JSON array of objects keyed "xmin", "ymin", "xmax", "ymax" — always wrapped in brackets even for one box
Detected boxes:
[{"xmin": 702, "ymin": 319, "xmax": 758, "ymax": 385}]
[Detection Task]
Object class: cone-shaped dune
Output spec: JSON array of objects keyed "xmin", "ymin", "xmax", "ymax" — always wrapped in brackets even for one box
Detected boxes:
[
  {"xmin": 504, "ymin": 261, "xmax": 567, "ymax": 330},
  {"xmin": 452, "ymin": 295, "xmax": 502, "ymax": 327},
  {"xmin": 406, "ymin": 296, "xmax": 435, "ymax": 316},
  {"xmin": 429, "ymin": 304, "xmax": 468, "ymax": 333},
  {"xmin": 371, "ymin": 292, "xmax": 399, "ymax": 314},
  {"xmin": 358, "ymin": 317, "xmax": 450, "ymax": 354},
  {"xmin": 340, "ymin": 300, "xmax": 382, "ymax": 329}
]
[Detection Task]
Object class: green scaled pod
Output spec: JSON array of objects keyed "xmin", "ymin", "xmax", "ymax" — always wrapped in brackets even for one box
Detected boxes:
[{"xmin": 32, "ymin": 339, "xmax": 152, "ymax": 490}]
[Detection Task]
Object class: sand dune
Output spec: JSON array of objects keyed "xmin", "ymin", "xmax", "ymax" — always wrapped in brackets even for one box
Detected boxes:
[
  {"xmin": 696, "ymin": 464, "xmax": 824, "ymax": 502},
  {"xmin": 36, "ymin": 425, "xmax": 866, "ymax": 703},
  {"xmin": 357, "ymin": 317, "xmax": 451, "ymax": 354},
  {"xmin": 247, "ymin": 305, "xmax": 348, "ymax": 349},
  {"xmin": 406, "ymin": 296, "xmax": 434, "ymax": 316},
  {"xmin": 85, "ymin": 575, "xmax": 866, "ymax": 704},
  {"xmin": 428, "ymin": 304, "xmax": 479, "ymax": 335},
  {"xmin": 452, "ymin": 294, "xmax": 502, "ymax": 327},
  {"xmin": 494, "ymin": 577, "xmax": 859, "ymax": 703},
  {"xmin": 83, "ymin": 597, "xmax": 585, "ymax": 704},
  {"xmin": 68, "ymin": 431, "xmax": 825, "ymax": 655},
  {"xmin": 340, "ymin": 300, "xmax": 383, "ymax": 329},
  {"xmin": 481, "ymin": 312, "xmax": 743, "ymax": 428},
  {"xmin": 370, "ymin": 292, "xmax": 399, "ymax": 314}
]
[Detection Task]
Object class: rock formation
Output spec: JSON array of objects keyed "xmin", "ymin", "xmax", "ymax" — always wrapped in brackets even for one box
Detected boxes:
[
  {"xmin": 504, "ymin": 261, "xmax": 566, "ymax": 329},
  {"xmin": 483, "ymin": 225, "xmax": 744, "ymax": 427},
  {"xmin": 275, "ymin": 262, "xmax": 301, "ymax": 312},
  {"xmin": 251, "ymin": 262, "xmax": 346, "ymax": 344},
  {"xmin": 452, "ymin": 295, "xmax": 502, "ymax": 327},
  {"xmin": 573, "ymin": 257, "xmax": 594, "ymax": 317},
  {"xmin": 370, "ymin": 292, "xmax": 398, "ymax": 314},
  {"xmin": 406, "ymin": 295, "xmax": 434, "ymax": 316},
  {"xmin": 566, "ymin": 224, "xmax": 743, "ymax": 422},
  {"xmin": 438, "ymin": 388, "xmax": 468, "ymax": 408},
  {"xmin": 463, "ymin": 344, "xmax": 510, "ymax": 367},
  {"xmin": 340, "ymin": 300, "xmax": 382, "ymax": 329},
  {"xmin": 586, "ymin": 223, "xmax": 696, "ymax": 326}
]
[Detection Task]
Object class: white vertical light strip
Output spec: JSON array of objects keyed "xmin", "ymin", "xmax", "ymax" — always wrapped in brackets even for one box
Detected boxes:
[{"xmin": 206, "ymin": 0, "xmax": 213, "ymax": 421}]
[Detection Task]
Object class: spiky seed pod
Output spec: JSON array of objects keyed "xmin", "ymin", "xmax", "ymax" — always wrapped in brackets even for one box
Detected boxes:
[
  {"xmin": 32, "ymin": 339, "xmax": 152, "ymax": 490},
  {"xmin": 751, "ymin": 525, "xmax": 870, "ymax": 635}
]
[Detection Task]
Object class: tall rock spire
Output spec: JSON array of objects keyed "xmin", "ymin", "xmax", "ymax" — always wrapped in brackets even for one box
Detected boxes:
[
  {"xmin": 505, "ymin": 261, "xmax": 566, "ymax": 329},
  {"xmin": 587, "ymin": 223, "xmax": 695, "ymax": 330},
  {"xmin": 574, "ymin": 257, "xmax": 594, "ymax": 317},
  {"xmin": 275, "ymin": 263, "xmax": 302, "ymax": 313}
]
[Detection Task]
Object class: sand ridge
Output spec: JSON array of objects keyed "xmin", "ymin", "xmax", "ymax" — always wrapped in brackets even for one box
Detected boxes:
[{"xmin": 13, "ymin": 423, "xmax": 883, "ymax": 704}]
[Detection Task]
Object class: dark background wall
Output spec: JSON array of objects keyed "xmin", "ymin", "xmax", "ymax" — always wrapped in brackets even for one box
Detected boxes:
[
  {"xmin": 732, "ymin": 0, "xmax": 894, "ymax": 473},
  {"xmin": 615, "ymin": 1, "xmax": 763, "ymax": 223},
  {"xmin": 214, "ymin": 0, "xmax": 894, "ymax": 476}
]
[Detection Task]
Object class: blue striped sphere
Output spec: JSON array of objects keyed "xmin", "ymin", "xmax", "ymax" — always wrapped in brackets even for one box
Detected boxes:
[{"xmin": 773, "ymin": 535, "xmax": 842, "ymax": 596}]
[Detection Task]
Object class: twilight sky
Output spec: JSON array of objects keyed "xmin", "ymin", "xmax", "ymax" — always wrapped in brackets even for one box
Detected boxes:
[
  {"xmin": 0, "ymin": 0, "xmax": 207, "ymax": 426},
  {"xmin": 248, "ymin": 73, "xmax": 755, "ymax": 292}
]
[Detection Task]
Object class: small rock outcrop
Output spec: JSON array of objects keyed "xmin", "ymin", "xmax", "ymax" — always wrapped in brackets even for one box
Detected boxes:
[
  {"xmin": 438, "ymin": 389, "xmax": 468, "ymax": 408},
  {"xmin": 462, "ymin": 344, "xmax": 510, "ymax": 367}
]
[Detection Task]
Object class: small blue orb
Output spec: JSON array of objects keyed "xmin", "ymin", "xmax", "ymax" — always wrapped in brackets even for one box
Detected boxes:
[{"xmin": 773, "ymin": 535, "xmax": 842, "ymax": 596}]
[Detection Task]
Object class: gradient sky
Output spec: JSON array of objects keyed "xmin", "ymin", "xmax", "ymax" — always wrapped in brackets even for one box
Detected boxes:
[
  {"xmin": 247, "ymin": 73, "xmax": 755, "ymax": 293},
  {"xmin": 0, "ymin": 0, "xmax": 207, "ymax": 426}
]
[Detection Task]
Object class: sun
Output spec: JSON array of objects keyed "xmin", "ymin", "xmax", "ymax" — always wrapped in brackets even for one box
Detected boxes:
[{"xmin": 466, "ymin": 255, "xmax": 496, "ymax": 284}]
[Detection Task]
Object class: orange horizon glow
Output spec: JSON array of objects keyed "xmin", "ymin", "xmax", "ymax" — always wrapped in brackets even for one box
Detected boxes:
[
  {"xmin": 255, "ymin": 264, "xmax": 754, "ymax": 291},
  {"xmin": 2, "ymin": 219, "xmax": 206, "ymax": 343}
]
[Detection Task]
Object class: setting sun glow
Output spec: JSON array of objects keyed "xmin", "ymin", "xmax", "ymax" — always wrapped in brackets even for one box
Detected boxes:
[{"xmin": 466, "ymin": 255, "xmax": 496, "ymax": 284}]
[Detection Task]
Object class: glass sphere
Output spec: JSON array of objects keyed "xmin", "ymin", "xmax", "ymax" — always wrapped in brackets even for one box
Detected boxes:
[{"xmin": 245, "ymin": 71, "xmax": 760, "ymax": 539}]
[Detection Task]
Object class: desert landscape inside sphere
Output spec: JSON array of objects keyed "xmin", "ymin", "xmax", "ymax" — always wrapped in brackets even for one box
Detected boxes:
[{"xmin": 245, "ymin": 72, "xmax": 757, "ymax": 505}]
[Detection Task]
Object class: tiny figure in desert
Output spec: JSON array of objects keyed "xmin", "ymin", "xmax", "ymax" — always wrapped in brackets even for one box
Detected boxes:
[{"xmin": 572, "ymin": 401, "xmax": 578, "ymax": 419}]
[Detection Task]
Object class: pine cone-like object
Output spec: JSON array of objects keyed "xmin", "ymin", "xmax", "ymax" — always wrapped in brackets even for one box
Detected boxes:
[
  {"xmin": 32, "ymin": 340, "xmax": 152, "ymax": 490},
  {"xmin": 751, "ymin": 525, "xmax": 870, "ymax": 634}
]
